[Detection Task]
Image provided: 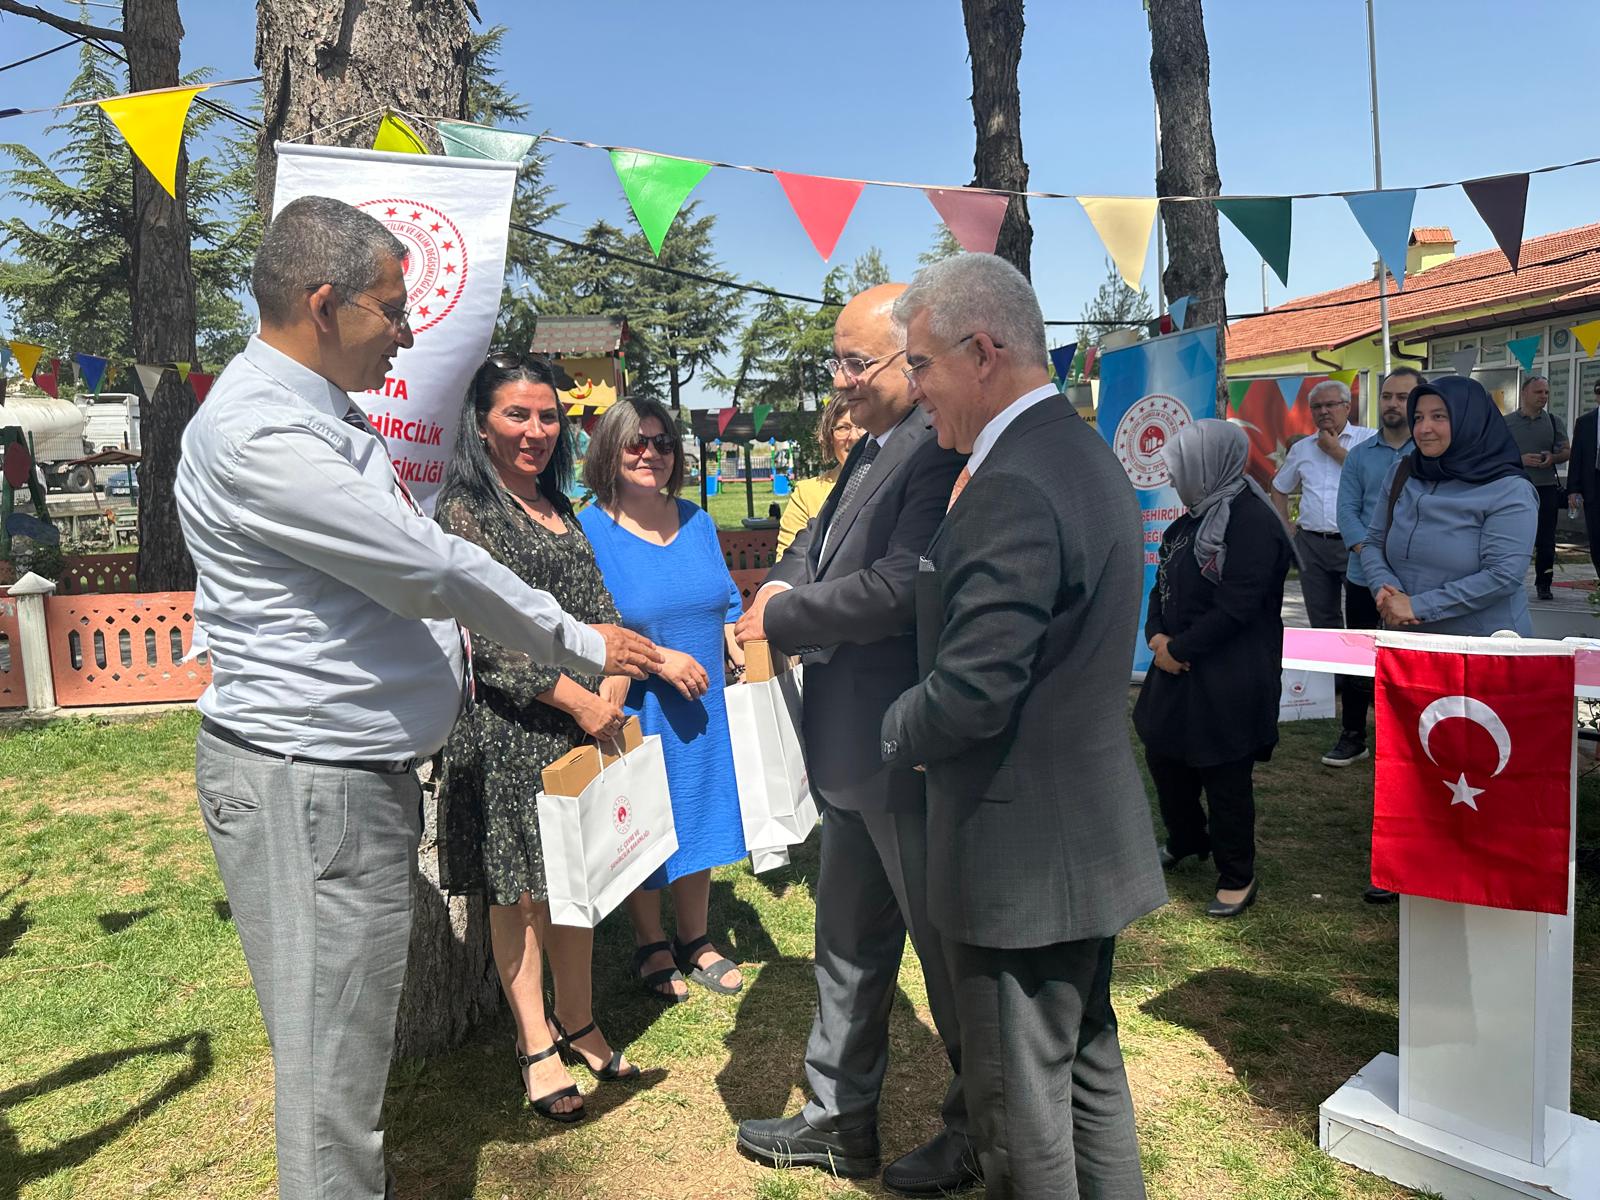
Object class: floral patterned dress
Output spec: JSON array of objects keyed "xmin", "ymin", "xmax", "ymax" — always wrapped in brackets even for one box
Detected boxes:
[{"xmin": 436, "ymin": 487, "xmax": 620, "ymax": 905}]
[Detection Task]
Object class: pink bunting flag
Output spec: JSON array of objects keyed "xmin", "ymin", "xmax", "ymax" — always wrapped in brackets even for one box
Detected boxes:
[
  {"xmin": 34, "ymin": 358, "xmax": 59, "ymax": 398},
  {"xmin": 188, "ymin": 371, "xmax": 215, "ymax": 403},
  {"xmin": 717, "ymin": 407, "xmax": 737, "ymax": 436},
  {"xmin": 774, "ymin": 171, "xmax": 865, "ymax": 261},
  {"xmin": 924, "ymin": 188, "xmax": 1010, "ymax": 255}
]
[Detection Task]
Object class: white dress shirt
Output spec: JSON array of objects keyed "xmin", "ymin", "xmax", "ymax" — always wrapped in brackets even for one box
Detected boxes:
[
  {"xmin": 175, "ymin": 337, "xmax": 606, "ymax": 760},
  {"xmin": 1271, "ymin": 422, "xmax": 1377, "ymax": 534},
  {"xmin": 967, "ymin": 382, "xmax": 1060, "ymax": 478}
]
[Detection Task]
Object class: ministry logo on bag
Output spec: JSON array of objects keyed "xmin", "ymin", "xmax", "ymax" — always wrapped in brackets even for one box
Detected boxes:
[
  {"xmin": 612, "ymin": 798, "xmax": 632, "ymax": 836},
  {"xmin": 356, "ymin": 198, "xmax": 468, "ymax": 334}
]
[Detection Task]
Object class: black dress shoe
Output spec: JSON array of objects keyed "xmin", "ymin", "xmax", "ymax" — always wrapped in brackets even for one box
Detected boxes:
[
  {"xmin": 1159, "ymin": 844, "xmax": 1209, "ymax": 871},
  {"xmin": 1363, "ymin": 885, "xmax": 1399, "ymax": 904},
  {"xmin": 1207, "ymin": 878, "xmax": 1259, "ymax": 918},
  {"xmin": 736, "ymin": 1112, "xmax": 880, "ymax": 1178},
  {"xmin": 883, "ymin": 1128, "xmax": 983, "ymax": 1196}
]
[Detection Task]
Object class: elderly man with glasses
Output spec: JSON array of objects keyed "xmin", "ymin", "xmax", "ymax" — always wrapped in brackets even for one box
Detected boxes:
[{"xmin": 1270, "ymin": 378, "xmax": 1377, "ymax": 768}]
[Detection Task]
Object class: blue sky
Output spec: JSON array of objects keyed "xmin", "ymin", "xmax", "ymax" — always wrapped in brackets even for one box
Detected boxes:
[{"xmin": 3, "ymin": 0, "xmax": 1599, "ymax": 407}]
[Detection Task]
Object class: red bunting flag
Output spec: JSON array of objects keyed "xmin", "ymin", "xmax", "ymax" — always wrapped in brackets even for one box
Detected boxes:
[
  {"xmin": 773, "ymin": 171, "xmax": 865, "ymax": 261},
  {"xmin": 924, "ymin": 187, "xmax": 1009, "ymax": 255},
  {"xmin": 188, "ymin": 371, "xmax": 215, "ymax": 403},
  {"xmin": 33, "ymin": 359, "xmax": 59, "ymax": 398},
  {"xmin": 1373, "ymin": 641, "xmax": 1573, "ymax": 915},
  {"xmin": 717, "ymin": 407, "xmax": 737, "ymax": 436}
]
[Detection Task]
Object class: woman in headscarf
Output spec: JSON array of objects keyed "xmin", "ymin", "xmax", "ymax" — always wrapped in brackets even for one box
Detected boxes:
[
  {"xmin": 1134, "ymin": 419, "xmax": 1294, "ymax": 918},
  {"xmin": 1361, "ymin": 375, "xmax": 1538, "ymax": 636}
]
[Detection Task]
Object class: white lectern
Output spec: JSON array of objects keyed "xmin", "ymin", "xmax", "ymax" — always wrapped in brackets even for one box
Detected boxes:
[{"xmin": 1284, "ymin": 629, "xmax": 1599, "ymax": 1199}]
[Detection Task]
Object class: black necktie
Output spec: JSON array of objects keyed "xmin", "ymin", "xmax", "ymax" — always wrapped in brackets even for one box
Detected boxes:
[{"xmin": 831, "ymin": 438, "xmax": 881, "ymax": 526}]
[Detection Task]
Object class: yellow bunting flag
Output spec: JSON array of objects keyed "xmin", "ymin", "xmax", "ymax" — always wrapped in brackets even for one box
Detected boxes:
[
  {"xmin": 372, "ymin": 112, "xmax": 429, "ymax": 155},
  {"xmin": 98, "ymin": 86, "xmax": 204, "ymax": 199},
  {"xmin": 1077, "ymin": 197, "xmax": 1160, "ymax": 290},
  {"xmin": 172, "ymin": 361, "xmax": 191, "ymax": 382},
  {"xmin": 9, "ymin": 340, "xmax": 45, "ymax": 379},
  {"xmin": 1329, "ymin": 368, "xmax": 1359, "ymax": 387},
  {"xmin": 1573, "ymin": 320, "xmax": 1600, "ymax": 358}
]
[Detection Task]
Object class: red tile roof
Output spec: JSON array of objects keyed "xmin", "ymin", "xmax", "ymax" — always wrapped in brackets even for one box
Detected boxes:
[
  {"xmin": 1410, "ymin": 226, "xmax": 1455, "ymax": 244},
  {"xmin": 1229, "ymin": 222, "xmax": 1600, "ymax": 361}
]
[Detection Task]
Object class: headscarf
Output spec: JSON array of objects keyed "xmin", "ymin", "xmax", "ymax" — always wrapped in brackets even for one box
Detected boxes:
[
  {"xmin": 1161, "ymin": 418, "xmax": 1283, "ymax": 583},
  {"xmin": 1407, "ymin": 375, "xmax": 1526, "ymax": 484}
]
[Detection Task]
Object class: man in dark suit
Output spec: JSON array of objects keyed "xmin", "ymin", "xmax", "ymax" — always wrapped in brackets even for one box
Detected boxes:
[
  {"xmin": 1566, "ymin": 380, "xmax": 1600, "ymax": 575},
  {"xmin": 881, "ymin": 254, "xmax": 1168, "ymax": 1199},
  {"xmin": 733, "ymin": 284, "xmax": 972, "ymax": 1196}
]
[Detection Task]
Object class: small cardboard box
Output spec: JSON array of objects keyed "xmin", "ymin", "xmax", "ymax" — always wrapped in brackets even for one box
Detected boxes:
[
  {"xmin": 743, "ymin": 639, "xmax": 790, "ymax": 683},
  {"xmin": 540, "ymin": 715, "xmax": 643, "ymax": 797}
]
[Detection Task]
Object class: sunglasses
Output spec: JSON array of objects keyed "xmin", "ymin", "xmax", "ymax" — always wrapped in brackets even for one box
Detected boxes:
[{"xmin": 624, "ymin": 434, "xmax": 678, "ymax": 457}]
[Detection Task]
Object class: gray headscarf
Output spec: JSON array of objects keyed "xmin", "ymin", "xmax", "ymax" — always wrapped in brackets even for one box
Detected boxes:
[{"xmin": 1161, "ymin": 419, "xmax": 1280, "ymax": 583}]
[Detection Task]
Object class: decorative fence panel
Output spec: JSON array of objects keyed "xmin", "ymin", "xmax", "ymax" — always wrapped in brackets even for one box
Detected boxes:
[
  {"xmin": 44, "ymin": 592, "xmax": 210, "ymax": 707},
  {"xmin": 53, "ymin": 554, "xmax": 140, "ymax": 596},
  {"xmin": 0, "ymin": 599, "xmax": 24, "ymax": 709},
  {"xmin": 718, "ymin": 529, "xmax": 778, "ymax": 573}
]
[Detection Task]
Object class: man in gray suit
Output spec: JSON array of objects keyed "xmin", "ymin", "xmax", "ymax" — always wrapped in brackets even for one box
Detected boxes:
[
  {"xmin": 881, "ymin": 254, "xmax": 1167, "ymax": 1199},
  {"xmin": 733, "ymin": 284, "xmax": 972, "ymax": 1196}
]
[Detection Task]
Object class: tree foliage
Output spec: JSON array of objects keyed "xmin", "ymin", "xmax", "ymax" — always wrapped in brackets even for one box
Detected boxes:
[
  {"xmin": 919, "ymin": 224, "xmax": 964, "ymax": 266},
  {"xmin": 0, "ymin": 43, "xmax": 254, "ymax": 374},
  {"xmin": 1077, "ymin": 256, "xmax": 1153, "ymax": 347}
]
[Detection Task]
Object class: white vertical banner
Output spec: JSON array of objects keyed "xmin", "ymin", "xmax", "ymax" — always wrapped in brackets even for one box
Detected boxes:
[{"xmin": 271, "ymin": 143, "xmax": 517, "ymax": 512}]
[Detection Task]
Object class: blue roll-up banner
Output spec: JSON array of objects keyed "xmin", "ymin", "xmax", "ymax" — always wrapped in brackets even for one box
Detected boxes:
[{"xmin": 1096, "ymin": 325, "xmax": 1219, "ymax": 676}]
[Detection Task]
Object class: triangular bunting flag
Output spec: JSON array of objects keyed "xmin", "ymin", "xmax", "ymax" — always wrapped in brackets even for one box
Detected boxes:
[
  {"xmin": 924, "ymin": 188, "xmax": 1009, "ymax": 255},
  {"xmin": 1167, "ymin": 295, "xmax": 1192, "ymax": 330},
  {"xmin": 1276, "ymin": 377, "xmax": 1302, "ymax": 408},
  {"xmin": 1077, "ymin": 196, "xmax": 1160, "ymax": 290},
  {"xmin": 751, "ymin": 404, "xmax": 774, "ymax": 436},
  {"xmin": 716, "ymin": 406, "xmax": 737, "ymax": 436},
  {"xmin": 9, "ymin": 340, "xmax": 44, "ymax": 380},
  {"xmin": 1508, "ymin": 334, "xmax": 1541, "ymax": 373},
  {"xmin": 34, "ymin": 359, "xmax": 59, "ymax": 398},
  {"xmin": 135, "ymin": 363, "xmax": 167, "ymax": 399},
  {"xmin": 73, "ymin": 353, "xmax": 109, "ymax": 396},
  {"xmin": 98, "ymin": 86, "xmax": 204, "ymax": 199},
  {"xmin": 1227, "ymin": 379, "xmax": 1251, "ymax": 414},
  {"xmin": 1329, "ymin": 368, "xmax": 1359, "ymax": 388},
  {"xmin": 1572, "ymin": 320, "xmax": 1600, "ymax": 358},
  {"xmin": 1048, "ymin": 344, "xmax": 1077, "ymax": 388},
  {"xmin": 773, "ymin": 171, "xmax": 865, "ymax": 261},
  {"xmin": 1214, "ymin": 197, "xmax": 1293, "ymax": 287},
  {"xmin": 1345, "ymin": 188, "xmax": 1417, "ymax": 289},
  {"xmin": 0, "ymin": 342, "xmax": 10, "ymax": 372},
  {"xmin": 188, "ymin": 371, "xmax": 215, "ymax": 403},
  {"xmin": 372, "ymin": 111, "xmax": 429, "ymax": 155},
  {"xmin": 611, "ymin": 150, "xmax": 713, "ymax": 256},
  {"xmin": 1081, "ymin": 346, "xmax": 1099, "ymax": 378},
  {"xmin": 1462, "ymin": 174, "xmax": 1529, "ymax": 272},
  {"xmin": 437, "ymin": 120, "xmax": 538, "ymax": 163},
  {"xmin": 172, "ymin": 361, "xmax": 191, "ymax": 382},
  {"xmin": 1450, "ymin": 346, "xmax": 1479, "ymax": 376}
]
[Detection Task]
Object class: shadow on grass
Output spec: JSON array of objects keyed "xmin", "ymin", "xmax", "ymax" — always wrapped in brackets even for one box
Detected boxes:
[
  {"xmin": 1141, "ymin": 966, "xmax": 1393, "ymax": 1122},
  {"xmin": 0, "ymin": 903, "xmax": 29, "ymax": 963},
  {"xmin": 0, "ymin": 1032, "xmax": 212, "ymax": 1200},
  {"xmin": 96, "ymin": 907, "xmax": 155, "ymax": 935}
]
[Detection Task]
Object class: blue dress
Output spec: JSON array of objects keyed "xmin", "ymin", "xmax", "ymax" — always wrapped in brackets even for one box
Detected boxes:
[{"xmin": 579, "ymin": 499, "xmax": 747, "ymax": 886}]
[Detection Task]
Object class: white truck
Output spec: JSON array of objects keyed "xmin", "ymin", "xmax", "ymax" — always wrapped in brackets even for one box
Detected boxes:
[{"xmin": 0, "ymin": 391, "xmax": 140, "ymax": 492}]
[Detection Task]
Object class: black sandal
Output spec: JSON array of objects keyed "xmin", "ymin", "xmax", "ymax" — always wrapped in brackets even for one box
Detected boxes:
[
  {"xmin": 672, "ymin": 934, "xmax": 744, "ymax": 996},
  {"xmin": 550, "ymin": 1015, "xmax": 641, "ymax": 1082},
  {"xmin": 516, "ymin": 1042, "xmax": 583, "ymax": 1123},
  {"xmin": 633, "ymin": 939, "xmax": 688, "ymax": 1003}
]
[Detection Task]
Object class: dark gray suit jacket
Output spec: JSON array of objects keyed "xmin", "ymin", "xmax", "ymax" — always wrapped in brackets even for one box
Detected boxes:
[
  {"xmin": 881, "ymin": 396, "xmax": 1167, "ymax": 948},
  {"xmin": 765, "ymin": 412, "xmax": 965, "ymax": 813}
]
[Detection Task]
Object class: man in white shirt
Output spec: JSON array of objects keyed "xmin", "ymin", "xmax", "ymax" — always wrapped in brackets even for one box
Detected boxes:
[
  {"xmin": 1271, "ymin": 378, "xmax": 1377, "ymax": 767},
  {"xmin": 175, "ymin": 195, "xmax": 659, "ymax": 1200}
]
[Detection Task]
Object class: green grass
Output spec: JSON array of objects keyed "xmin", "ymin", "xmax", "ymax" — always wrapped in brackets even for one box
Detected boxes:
[
  {"xmin": 0, "ymin": 706, "xmax": 1595, "ymax": 1198},
  {"xmin": 703, "ymin": 480, "xmax": 780, "ymax": 531}
]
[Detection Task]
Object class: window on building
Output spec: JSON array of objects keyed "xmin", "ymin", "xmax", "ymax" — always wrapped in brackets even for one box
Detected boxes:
[
  {"xmin": 1547, "ymin": 358, "xmax": 1572, "ymax": 433},
  {"xmin": 1578, "ymin": 359, "xmax": 1600, "ymax": 416},
  {"xmin": 1480, "ymin": 329, "xmax": 1508, "ymax": 365}
]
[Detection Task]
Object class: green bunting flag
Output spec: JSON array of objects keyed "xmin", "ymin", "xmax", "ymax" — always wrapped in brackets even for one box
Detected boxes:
[
  {"xmin": 1214, "ymin": 198, "xmax": 1292, "ymax": 288},
  {"xmin": 438, "ymin": 120, "xmax": 539, "ymax": 163},
  {"xmin": 611, "ymin": 150, "xmax": 713, "ymax": 256},
  {"xmin": 751, "ymin": 404, "xmax": 774, "ymax": 436},
  {"xmin": 1227, "ymin": 379, "xmax": 1251, "ymax": 414}
]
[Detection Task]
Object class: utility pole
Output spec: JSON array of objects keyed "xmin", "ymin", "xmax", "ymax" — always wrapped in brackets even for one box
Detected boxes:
[{"xmin": 1366, "ymin": 0, "xmax": 1391, "ymax": 375}]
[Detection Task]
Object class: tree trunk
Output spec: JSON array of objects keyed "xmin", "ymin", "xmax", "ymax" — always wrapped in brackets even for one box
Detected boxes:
[
  {"xmin": 254, "ymin": 0, "xmax": 474, "ymax": 215},
  {"xmin": 1149, "ymin": 0, "xmax": 1228, "ymax": 408},
  {"xmin": 253, "ymin": 0, "xmax": 493, "ymax": 1059},
  {"xmin": 961, "ymin": 0, "xmax": 1032, "ymax": 278},
  {"xmin": 125, "ymin": 0, "xmax": 197, "ymax": 592}
]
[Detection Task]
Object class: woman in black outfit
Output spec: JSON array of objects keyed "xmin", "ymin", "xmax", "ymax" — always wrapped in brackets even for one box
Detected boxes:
[{"xmin": 1134, "ymin": 419, "xmax": 1294, "ymax": 918}]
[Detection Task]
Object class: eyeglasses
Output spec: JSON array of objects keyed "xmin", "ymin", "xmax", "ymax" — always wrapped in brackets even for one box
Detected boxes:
[
  {"xmin": 1309, "ymin": 400, "xmax": 1349, "ymax": 413},
  {"xmin": 306, "ymin": 282, "xmax": 411, "ymax": 330},
  {"xmin": 624, "ymin": 434, "xmax": 678, "ymax": 457},
  {"xmin": 823, "ymin": 348, "xmax": 906, "ymax": 380},
  {"xmin": 901, "ymin": 333, "xmax": 1003, "ymax": 383}
]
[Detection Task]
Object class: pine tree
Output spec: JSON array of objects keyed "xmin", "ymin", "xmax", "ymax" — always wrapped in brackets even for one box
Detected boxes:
[
  {"xmin": 1077, "ymin": 257, "xmax": 1154, "ymax": 347},
  {"xmin": 919, "ymin": 224, "xmax": 964, "ymax": 266}
]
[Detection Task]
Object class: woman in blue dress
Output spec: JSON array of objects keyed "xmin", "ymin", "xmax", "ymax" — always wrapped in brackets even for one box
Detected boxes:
[{"xmin": 580, "ymin": 398, "xmax": 748, "ymax": 1001}]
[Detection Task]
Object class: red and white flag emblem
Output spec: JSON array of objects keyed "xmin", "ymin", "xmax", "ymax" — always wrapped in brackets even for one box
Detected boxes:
[{"xmin": 1373, "ymin": 638, "xmax": 1573, "ymax": 914}]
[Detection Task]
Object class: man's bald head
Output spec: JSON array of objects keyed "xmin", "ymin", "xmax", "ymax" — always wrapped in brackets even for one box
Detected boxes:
[{"xmin": 831, "ymin": 283, "xmax": 913, "ymax": 436}]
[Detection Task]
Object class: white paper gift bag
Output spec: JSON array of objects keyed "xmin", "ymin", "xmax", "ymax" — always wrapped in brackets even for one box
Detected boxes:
[
  {"xmin": 537, "ymin": 718, "xmax": 678, "ymax": 927},
  {"xmin": 1278, "ymin": 668, "xmax": 1335, "ymax": 722},
  {"xmin": 727, "ymin": 640, "xmax": 817, "ymax": 872}
]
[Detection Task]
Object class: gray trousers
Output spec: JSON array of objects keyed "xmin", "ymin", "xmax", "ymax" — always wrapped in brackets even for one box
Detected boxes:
[
  {"xmin": 196, "ymin": 729, "xmax": 421, "ymax": 1200},
  {"xmin": 802, "ymin": 804, "xmax": 966, "ymax": 1136},
  {"xmin": 1296, "ymin": 530, "xmax": 1363, "ymax": 734},
  {"xmin": 948, "ymin": 935, "xmax": 1145, "ymax": 1200}
]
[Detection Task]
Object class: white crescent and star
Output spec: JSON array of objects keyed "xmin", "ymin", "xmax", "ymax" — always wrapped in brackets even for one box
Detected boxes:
[{"xmin": 1416, "ymin": 695, "xmax": 1512, "ymax": 811}]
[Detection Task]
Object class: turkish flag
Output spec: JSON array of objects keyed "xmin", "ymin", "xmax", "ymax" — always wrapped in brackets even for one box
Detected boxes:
[{"xmin": 1373, "ymin": 642, "xmax": 1573, "ymax": 914}]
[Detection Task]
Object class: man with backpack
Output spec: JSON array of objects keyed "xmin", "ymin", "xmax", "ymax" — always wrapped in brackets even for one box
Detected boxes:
[{"xmin": 1504, "ymin": 374, "xmax": 1569, "ymax": 600}]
